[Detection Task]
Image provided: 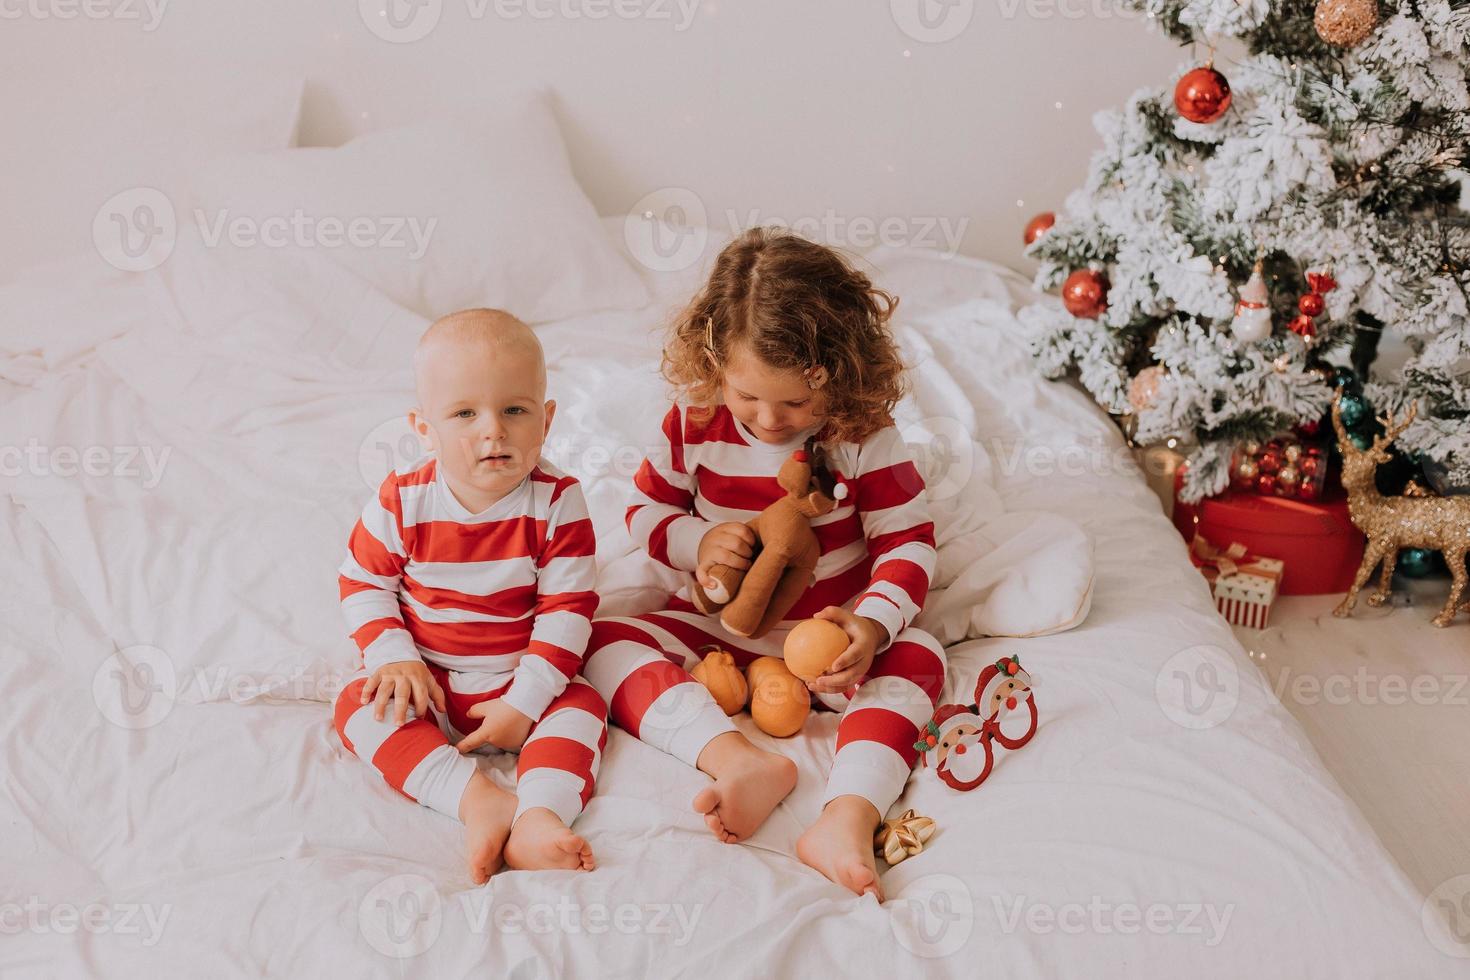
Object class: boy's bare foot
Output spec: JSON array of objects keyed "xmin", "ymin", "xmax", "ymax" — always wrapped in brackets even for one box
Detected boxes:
[
  {"xmin": 458, "ymin": 772, "xmax": 517, "ymax": 885},
  {"xmin": 796, "ymin": 794, "xmax": 883, "ymax": 900},
  {"xmin": 504, "ymin": 807, "xmax": 595, "ymax": 871},
  {"xmin": 692, "ymin": 731, "xmax": 797, "ymax": 843}
]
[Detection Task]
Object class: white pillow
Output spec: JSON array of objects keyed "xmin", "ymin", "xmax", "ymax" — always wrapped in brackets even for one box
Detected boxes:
[
  {"xmin": 188, "ymin": 92, "xmax": 650, "ymax": 323},
  {"xmin": 0, "ymin": 74, "xmax": 302, "ymax": 283}
]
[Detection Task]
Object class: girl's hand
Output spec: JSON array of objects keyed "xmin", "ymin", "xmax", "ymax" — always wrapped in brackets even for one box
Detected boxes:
[
  {"xmin": 807, "ymin": 606, "xmax": 889, "ymax": 695},
  {"xmin": 696, "ymin": 521, "xmax": 757, "ymax": 590},
  {"xmin": 362, "ymin": 661, "xmax": 446, "ymax": 727},
  {"xmin": 456, "ymin": 699, "xmax": 534, "ymax": 753}
]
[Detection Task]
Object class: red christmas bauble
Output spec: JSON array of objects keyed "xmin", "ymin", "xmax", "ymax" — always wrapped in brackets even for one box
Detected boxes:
[
  {"xmin": 1259, "ymin": 448, "xmax": 1282, "ymax": 474},
  {"xmin": 1295, "ymin": 418, "xmax": 1322, "ymax": 439},
  {"xmin": 1174, "ymin": 67, "xmax": 1233, "ymax": 124},
  {"xmin": 1298, "ymin": 292, "xmax": 1325, "ymax": 317},
  {"xmin": 1062, "ymin": 269, "xmax": 1109, "ymax": 318},
  {"xmin": 1256, "ymin": 473, "xmax": 1277, "ymax": 495},
  {"xmin": 1023, "ymin": 212, "xmax": 1055, "ymax": 246}
]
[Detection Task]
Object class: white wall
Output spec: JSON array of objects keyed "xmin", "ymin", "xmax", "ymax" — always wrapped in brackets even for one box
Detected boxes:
[{"xmin": 2, "ymin": 0, "xmax": 1181, "ymax": 270}]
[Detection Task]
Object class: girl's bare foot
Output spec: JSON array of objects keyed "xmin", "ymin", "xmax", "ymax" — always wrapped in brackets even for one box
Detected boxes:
[
  {"xmin": 691, "ymin": 731, "xmax": 797, "ymax": 842},
  {"xmin": 796, "ymin": 795, "xmax": 883, "ymax": 900},
  {"xmin": 504, "ymin": 808, "xmax": 595, "ymax": 871},
  {"xmin": 458, "ymin": 772, "xmax": 518, "ymax": 885}
]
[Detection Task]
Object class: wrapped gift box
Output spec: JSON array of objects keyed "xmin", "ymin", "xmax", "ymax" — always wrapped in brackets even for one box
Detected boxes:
[
  {"xmin": 1173, "ymin": 479, "xmax": 1366, "ymax": 596},
  {"xmin": 1187, "ymin": 533, "xmax": 1285, "ymax": 628},
  {"xmin": 1213, "ymin": 557, "xmax": 1284, "ymax": 629}
]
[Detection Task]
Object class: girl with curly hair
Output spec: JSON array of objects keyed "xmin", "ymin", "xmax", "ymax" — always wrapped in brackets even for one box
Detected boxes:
[{"xmin": 581, "ymin": 227, "xmax": 945, "ymax": 900}]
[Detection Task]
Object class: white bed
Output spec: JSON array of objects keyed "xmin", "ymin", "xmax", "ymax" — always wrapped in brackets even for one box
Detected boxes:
[{"xmin": 0, "ymin": 216, "xmax": 1459, "ymax": 979}]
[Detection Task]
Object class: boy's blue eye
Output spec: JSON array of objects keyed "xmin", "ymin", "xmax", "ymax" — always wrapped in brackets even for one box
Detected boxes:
[
  {"xmin": 505, "ymin": 406, "xmax": 527, "ymax": 415},
  {"xmin": 455, "ymin": 409, "xmax": 475, "ymax": 419}
]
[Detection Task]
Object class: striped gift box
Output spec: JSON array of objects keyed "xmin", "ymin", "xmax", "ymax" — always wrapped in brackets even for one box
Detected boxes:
[{"xmin": 1212, "ymin": 557, "xmax": 1284, "ymax": 629}]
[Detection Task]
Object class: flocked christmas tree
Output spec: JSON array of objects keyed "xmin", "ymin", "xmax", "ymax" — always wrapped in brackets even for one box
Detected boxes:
[{"xmin": 1018, "ymin": 0, "xmax": 1469, "ymax": 502}]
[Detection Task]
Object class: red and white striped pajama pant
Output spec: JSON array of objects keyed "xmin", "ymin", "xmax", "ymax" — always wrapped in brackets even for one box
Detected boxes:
[
  {"xmin": 333, "ymin": 662, "xmax": 608, "ymax": 826},
  {"xmin": 581, "ymin": 600, "xmax": 947, "ymax": 816}
]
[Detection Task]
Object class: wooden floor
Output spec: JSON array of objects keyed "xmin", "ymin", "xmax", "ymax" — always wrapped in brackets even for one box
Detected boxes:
[{"xmin": 1231, "ymin": 581, "xmax": 1470, "ymax": 900}]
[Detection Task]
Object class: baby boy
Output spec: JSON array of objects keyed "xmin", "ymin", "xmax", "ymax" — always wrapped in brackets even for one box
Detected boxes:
[{"xmin": 333, "ymin": 309, "xmax": 605, "ymax": 883}]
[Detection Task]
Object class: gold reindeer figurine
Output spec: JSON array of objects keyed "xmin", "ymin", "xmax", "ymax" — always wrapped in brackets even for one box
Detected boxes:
[{"xmin": 1331, "ymin": 393, "xmax": 1470, "ymax": 627}]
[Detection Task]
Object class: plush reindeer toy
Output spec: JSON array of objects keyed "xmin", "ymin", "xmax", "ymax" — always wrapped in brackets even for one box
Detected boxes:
[{"xmin": 692, "ymin": 440, "xmax": 847, "ymax": 638}]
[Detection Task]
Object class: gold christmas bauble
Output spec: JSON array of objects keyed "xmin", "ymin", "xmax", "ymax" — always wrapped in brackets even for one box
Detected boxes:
[{"xmin": 1315, "ymin": 0, "xmax": 1378, "ymax": 46}]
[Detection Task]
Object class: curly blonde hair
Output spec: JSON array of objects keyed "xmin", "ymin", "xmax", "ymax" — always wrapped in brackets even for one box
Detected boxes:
[{"xmin": 662, "ymin": 226, "xmax": 905, "ymax": 445}]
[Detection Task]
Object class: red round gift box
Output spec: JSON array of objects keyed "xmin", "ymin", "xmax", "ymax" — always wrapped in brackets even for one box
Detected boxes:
[{"xmin": 1172, "ymin": 483, "xmax": 1367, "ymax": 596}]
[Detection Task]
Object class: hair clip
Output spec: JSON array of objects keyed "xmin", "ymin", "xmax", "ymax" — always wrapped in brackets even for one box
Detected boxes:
[
  {"xmin": 803, "ymin": 365, "xmax": 829, "ymax": 390},
  {"xmin": 703, "ymin": 316, "xmax": 719, "ymax": 366}
]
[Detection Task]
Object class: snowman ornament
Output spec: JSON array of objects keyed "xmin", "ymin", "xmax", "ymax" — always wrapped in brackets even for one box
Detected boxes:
[{"xmin": 915, "ymin": 655, "xmax": 1039, "ymax": 791}]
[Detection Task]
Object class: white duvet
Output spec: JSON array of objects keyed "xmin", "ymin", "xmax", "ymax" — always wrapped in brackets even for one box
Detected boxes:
[{"xmin": 0, "ymin": 223, "xmax": 1457, "ymax": 977}]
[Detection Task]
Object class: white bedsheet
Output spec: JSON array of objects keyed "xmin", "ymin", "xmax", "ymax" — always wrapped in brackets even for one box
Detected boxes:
[{"xmin": 0, "ymin": 226, "xmax": 1458, "ymax": 978}]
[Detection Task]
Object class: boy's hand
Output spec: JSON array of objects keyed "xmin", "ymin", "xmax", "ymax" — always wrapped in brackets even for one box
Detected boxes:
[
  {"xmin": 807, "ymin": 607, "xmax": 889, "ymax": 695},
  {"xmin": 362, "ymin": 660, "xmax": 446, "ymax": 727},
  {"xmin": 456, "ymin": 699, "xmax": 534, "ymax": 754},
  {"xmin": 696, "ymin": 521, "xmax": 757, "ymax": 590}
]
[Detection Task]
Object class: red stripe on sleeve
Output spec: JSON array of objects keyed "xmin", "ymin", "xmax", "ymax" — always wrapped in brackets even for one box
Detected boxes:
[{"xmin": 855, "ymin": 461, "xmax": 926, "ymax": 511}]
